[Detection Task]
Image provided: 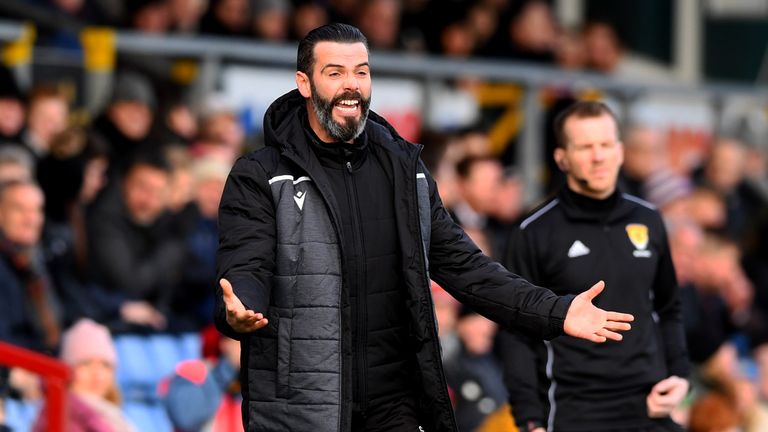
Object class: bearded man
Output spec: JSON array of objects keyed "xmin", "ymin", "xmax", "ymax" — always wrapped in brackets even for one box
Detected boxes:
[{"xmin": 215, "ymin": 23, "xmax": 634, "ymax": 432}]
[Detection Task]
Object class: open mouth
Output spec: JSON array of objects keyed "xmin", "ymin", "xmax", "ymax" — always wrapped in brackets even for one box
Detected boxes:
[{"xmin": 334, "ymin": 98, "xmax": 360, "ymax": 114}]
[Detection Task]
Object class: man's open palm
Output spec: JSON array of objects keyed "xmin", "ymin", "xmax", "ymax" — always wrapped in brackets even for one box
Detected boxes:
[
  {"xmin": 221, "ymin": 278, "xmax": 269, "ymax": 333},
  {"xmin": 563, "ymin": 280, "xmax": 634, "ymax": 343}
]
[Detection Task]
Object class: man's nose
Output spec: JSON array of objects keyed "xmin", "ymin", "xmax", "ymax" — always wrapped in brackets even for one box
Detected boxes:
[{"xmin": 343, "ymin": 73, "xmax": 359, "ymax": 91}]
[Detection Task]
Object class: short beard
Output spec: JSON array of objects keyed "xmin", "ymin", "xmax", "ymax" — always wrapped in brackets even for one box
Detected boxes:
[{"xmin": 310, "ymin": 80, "xmax": 371, "ymax": 142}]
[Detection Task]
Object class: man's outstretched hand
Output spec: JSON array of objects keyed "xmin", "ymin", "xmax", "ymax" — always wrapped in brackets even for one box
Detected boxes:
[
  {"xmin": 220, "ymin": 278, "xmax": 269, "ymax": 333},
  {"xmin": 563, "ymin": 280, "xmax": 634, "ymax": 342}
]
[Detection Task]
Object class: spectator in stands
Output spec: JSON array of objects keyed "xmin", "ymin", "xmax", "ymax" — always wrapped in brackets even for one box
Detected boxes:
[
  {"xmin": 695, "ymin": 137, "xmax": 767, "ymax": 243},
  {"xmin": 290, "ymin": 1, "xmax": 329, "ymax": 41},
  {"xmin": 0, "ymin": 180, "xmax": 60, "ymax": 352},
  {"xmin": 251, "ymin": 0, "xmax": 291, "ymax": 41},
  {"xmin": 151, "ymin": 96, "xmax": 199, "ymax": 148},
  {"xmin": 168, "ymin": 0, "xmax": 207, "ymax": 33},
  {"xmin": 554, "ymin": 30, "xmax": 587, "ymax": 70},
  {"xmin": 0, "ymin": 67, "xmax": 27, "ymax": 148},
  {"xmin": 200, "ymin": 0, "xmax": 251, "ymax": 37},
  {"xmin": 89, "ymin": 71, "xmax": 156, "ymax": 179},
  {"xmin": 355, "ymin": 0, "xmax": 402, "ymax": 50},
  {"xmin": 127, "ymin": 0, "xmax": 171, "ymax": 34},
  {"xmin": 0, "ymin": 146, "xmax": 34, "ymax": 183},
  {"xmin": 160, "ymin": 333, "xmax": 243, "ymax": 431},
  {"xmin": 687, "ymin": 390, "xmax": 741, "ymax": 432},
  {"xmin": 87, "ymin": 153, "xmax": 184, "ymax": 332},
  {"xmin": 37, "ymin": 127, "xmax": 110, "ymax": 327},
  {"xmin": 582, "ymin": 20, "xmax": 674, "ymax": 81},
  {"xmin": 485, "ymin": 0, "xmax": 557, "ymax": 62},
  {"xmin": 33, "ymin": 318, "xmax": 137, "ymax": 432},
  {"xmin": 500, "ymin": 101, "xmax": 689, "ymax": 431},
  {"xmin": 443, "ymin": 309, "xmax": 507, "ymax": 432},
  {"xmin": 193, "ymin": 109, "xmax": 246, "ymax": 163},
  {"xmin": 174, "ymin": 157, "xmax": 231, "ymax": 330},
  {"xmin": 22, "ymin": 84, "xmax": 70, "ymax": 159}
]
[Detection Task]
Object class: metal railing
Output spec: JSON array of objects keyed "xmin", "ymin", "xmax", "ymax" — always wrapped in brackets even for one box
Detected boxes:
[{"xmin": 2, "ymin": 19, "xmax": 767, "ymax": 202}]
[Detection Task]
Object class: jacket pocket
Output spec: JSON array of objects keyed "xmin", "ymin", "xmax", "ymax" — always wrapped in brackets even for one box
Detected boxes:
[{"xmin": 276, "ymin": 316, "xmax": 292, "ymax": 398}]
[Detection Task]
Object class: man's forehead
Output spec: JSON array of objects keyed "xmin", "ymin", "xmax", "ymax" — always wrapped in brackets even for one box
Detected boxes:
[{"xmin": 313, "ymin": 41, "xmax": 369, "ymax": 67}]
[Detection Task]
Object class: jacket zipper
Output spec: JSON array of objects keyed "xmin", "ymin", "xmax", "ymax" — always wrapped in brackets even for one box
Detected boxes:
[
  {"xmin": 409, "ymin": 146, "xmax": 460, "ymax": 431},
  {"xmin": 345, "ymin": 160, "xmax": 369, "ymax": 414}
]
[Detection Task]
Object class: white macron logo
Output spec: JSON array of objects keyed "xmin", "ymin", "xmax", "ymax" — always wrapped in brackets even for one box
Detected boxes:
[
  {"xmin": 567, "ymin": 240, "xmax": 590, "ymax": 258},
  {"xmin": 294, "ymin": 190, "xmax": 306, "ymax": 210}
]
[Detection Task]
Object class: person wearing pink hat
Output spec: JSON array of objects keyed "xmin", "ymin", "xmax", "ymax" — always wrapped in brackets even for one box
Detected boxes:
[{"xmin": 33, "ymin": 319, "xmax": 136, "ymax": 432}]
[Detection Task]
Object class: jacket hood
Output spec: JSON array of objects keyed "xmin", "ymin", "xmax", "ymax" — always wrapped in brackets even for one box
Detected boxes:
[{"xmin": 263, "ymin": 89, "xmax": 418, "ymax": 161}]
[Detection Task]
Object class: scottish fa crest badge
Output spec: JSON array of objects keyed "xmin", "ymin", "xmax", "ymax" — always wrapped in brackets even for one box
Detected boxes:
[{"xmin": 626, "ymin": 223, "xmax": 651, "ymax": 258}]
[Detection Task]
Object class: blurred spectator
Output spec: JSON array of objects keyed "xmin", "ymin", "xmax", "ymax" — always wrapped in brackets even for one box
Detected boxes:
[
  {"xmin": 670, "ymin": 218, "xmax": 734, "ymax": 364},
  {"xmin": 465, "ymin": 2, "xmax": 499, "ymax": 55},
  {"xmin": 0, "ymin": 67, "xmax": 27, "ymax": 148},
  {"xmin": 443, "ymin": 310, "xmax": 506, "ymax": 432},
  {"xmin": 0, "ymin": 180, "xmax": 60, "ymax": 352},
  {"xmin": 151, "ymin": 96, "xmax": 200, "ymax": 148},
  {"xmin": 485, "ymin": 0, "xmax": 557, "ymax": 62},
  {"xmin": 168, "ymin": 0, "xmax": 207, "ymax": 33},
  {"xmin": 160, "ymin": 332, "xmax": 243, "ymax": 431},
  {"xmin": 193, "ymin": 109, "xmax": 246, "ymax": 163},
  {"xmin": 686, "ymin": 187, "xmax": 727, "ymax": 231},
  {"xmin": 290, "ymin": 1, "xmax": 329, "ymax": 40},
  {"xmin": 582, "ymin": 20, "xmax": 673, "ymax": 81},
  {"xmin": 172, "ymin": 157, "xmax": 230, "ymax": 330},
  {"xmin": 22, "ymin": 84, "xmax": 70, "ymax": 159},
  {"xmin": 0, "ymin": 146, "xmax": 34, "ymax": 183},
  {"xmin": 252, "ymin": 0, "xmax": 291, "ymax": 41},
  {"xmin": 554, "ymin": 29, "xmax": 586, "ymax": 70},
  {"xmin": 90, "ymin": 71, "xmax": 156, "ymax": 179},
  {"xmin": 33, "ymin": 319, "xmax": 137, "ymax": 432},
  {"xmin": 326, "ymin": 0, "xmax": 359, "ymax": 24},
  {"xmin": 688, "ymin": 390, "xmax": 741, "ymax": 432},
  {"xmin": 355, "ymin": 0, "xmax": 402, "ymax": 50},
  {"xmin": 164, "ymin": 145, "xmax": 195, "ymax": 214},
  {"xmin": 87, "ymin": 153, "xmax": 184, "ymax": 332},
  {"xmin": 200, "ymin": 0, "xmax": 251, "ymax": 37},
  {"xmin": 439, "ymin": 20, "xmax": 476, "ymax": 58},
  {"xmin": 696, "ymin": 137, "xmax": 767, "ymax": 243},
  {"xmin": 620, "ymin": 125, "xmax": 665, "ymax": 198},
  {"xmin": 127, "ymin": 0, "xmax": 171, "ymax": 34},
  {"xmin": 37, "ymin": 127, "xmax": 110, "ymax": 326}
]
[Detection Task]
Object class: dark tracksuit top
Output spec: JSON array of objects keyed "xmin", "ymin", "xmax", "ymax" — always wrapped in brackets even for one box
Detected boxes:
[{"xmin": 500, "ymin": 187, "xmax": 690, "ymax": 432}]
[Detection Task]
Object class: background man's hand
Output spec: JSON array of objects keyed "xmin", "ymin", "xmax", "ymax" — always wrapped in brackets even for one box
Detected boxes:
[
  {"xmin": 563, "ymin": 280, "xmax": 634, "ymax": 342},
  {"xmin": 220, "ymin": 278, "xmax": 269, "ymax": 333},
  {"xmin": 647, "ymin": 376, "xmax": 689, "ymax": 418}
]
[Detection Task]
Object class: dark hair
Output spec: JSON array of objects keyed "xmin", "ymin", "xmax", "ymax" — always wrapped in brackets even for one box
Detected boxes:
[
  {"xmin": 297, "ymin": 23, "xmax": 368, "ymax": 75},
  {"xmin": 553, "ymin": 100, "xmax": 620, "ymax": 148},
  {"xmin": 125, "ymin": 150, "xmax": 172, "ymax": 176},
  {"xmin": 455, "ymin": 155, "xmax": 499, "ymax": 180}
]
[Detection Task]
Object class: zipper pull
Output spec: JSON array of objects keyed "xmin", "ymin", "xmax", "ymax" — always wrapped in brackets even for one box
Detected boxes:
[{"xmin": 346, "ymin": 161, "xmax": 352, "ymax": 173}]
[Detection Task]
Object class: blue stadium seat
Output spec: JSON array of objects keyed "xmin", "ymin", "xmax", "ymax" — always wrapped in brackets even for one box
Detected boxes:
[
  {"xmin": 146, "ymin": 335, "xmax": 183, "ymax": 383},
  {"xmin": 4, "ymin": 397, "xmax": 42, "ymax": 431},
  {"xmin": 115, "ymin": 334, "xmax": 156, "ymax": 400},
  {"xmin": 177, "ymin": 332, "xmax": 202, "ymax": 361},
  {"xmin": 123, "ymin": 401, "xmax": 173, "ymax": 432}
]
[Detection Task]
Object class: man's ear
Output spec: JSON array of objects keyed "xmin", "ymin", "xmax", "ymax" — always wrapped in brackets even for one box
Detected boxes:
[
  {"xmin": 296, "ymin": 71, "xmax": 311, "ymax": 98},
  {"xmin": 554, "ymin": 147, "xmax": 568, "ymax": 172}
]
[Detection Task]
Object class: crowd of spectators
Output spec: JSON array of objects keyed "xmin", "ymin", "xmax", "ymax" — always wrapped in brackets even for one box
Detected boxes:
[
  {"xmin": 0, "ymin": 1, "xmax": 766, "ymax": 431},
  {"xmin": 4, "ymin": 0, "xmax": 670, "ymax": 79}
]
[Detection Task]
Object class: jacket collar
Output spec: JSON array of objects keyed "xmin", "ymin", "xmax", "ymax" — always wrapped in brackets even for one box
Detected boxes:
[
  {"xmin": 262, "ymin": 89, "xmax": 420, "ymax": 167},
  {"xmin": 557, "ymin": 186, "xmax": 635, "ymax": 223}
]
